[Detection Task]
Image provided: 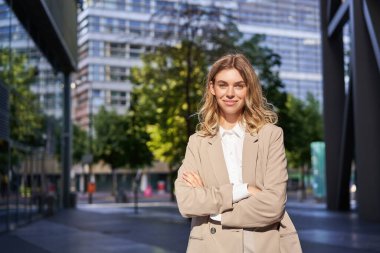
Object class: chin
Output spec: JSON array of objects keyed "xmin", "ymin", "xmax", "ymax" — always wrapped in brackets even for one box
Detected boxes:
[{"xmin": 221, "ymin": 108, "xmax": 244, "ymax": 116}]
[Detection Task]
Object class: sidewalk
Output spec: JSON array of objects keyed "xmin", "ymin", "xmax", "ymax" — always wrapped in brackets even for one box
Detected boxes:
[
  {"xmin": 76, "ymin": 191, "xmax": 173, "ymax": 204},
  {"xmin": 1, "ymin": 193, "xmax": 380, "ymax": 253}
]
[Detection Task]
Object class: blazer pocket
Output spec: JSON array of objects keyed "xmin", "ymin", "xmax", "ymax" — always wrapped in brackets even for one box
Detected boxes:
[
  {"xmin": 189, "ymin": 217, "xmax": 206, "ymax": 240},
  {"xmin": 280, "ymin": 232, "xmax": 302, "ymax": 253},
  {"xmin": 279, "ymin": 212, "xmax": 302, "ymax": 253}
]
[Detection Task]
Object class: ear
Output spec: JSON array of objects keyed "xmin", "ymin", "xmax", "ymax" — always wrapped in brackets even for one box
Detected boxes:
[{"xmin": 209, "ymin": 82, "xmax": 216, "ymax": 95}]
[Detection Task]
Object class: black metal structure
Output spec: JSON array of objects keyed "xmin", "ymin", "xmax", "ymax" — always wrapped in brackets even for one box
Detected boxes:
[
  {"xmin": 4, "ymin": 0, "xmax": 77, "ymax": 74},
  {"xmin": 5, "ymin": 0, "xmax": 77, "ymax": 209},
  {"xmin": 320, "ymin": 0, "xmax": 380, "ymax": 221},
  {"xmin": 0, "ymin": 81, "xmax": 9, "ymax": 142}
]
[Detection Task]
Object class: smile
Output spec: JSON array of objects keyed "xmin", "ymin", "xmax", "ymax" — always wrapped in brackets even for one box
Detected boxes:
[{"xmin": 223, "ymin": 100, "xmax": 238, "ymax": 106}]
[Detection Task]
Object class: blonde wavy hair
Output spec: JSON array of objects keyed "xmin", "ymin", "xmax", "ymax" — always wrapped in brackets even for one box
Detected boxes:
[{"xmin": 197, "ymin": 54, "xmax": 278, "ymax": 136}]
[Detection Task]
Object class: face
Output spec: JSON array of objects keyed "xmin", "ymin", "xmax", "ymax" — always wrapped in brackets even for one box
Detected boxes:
[{"xmin": 210, "ymin": 68, "xmax": 247, "ymax": 121}]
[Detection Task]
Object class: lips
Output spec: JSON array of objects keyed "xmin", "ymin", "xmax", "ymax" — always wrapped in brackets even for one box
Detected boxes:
[{"xmin": 223, "ymin": 100, "xmax": 237, "ymax": 106}]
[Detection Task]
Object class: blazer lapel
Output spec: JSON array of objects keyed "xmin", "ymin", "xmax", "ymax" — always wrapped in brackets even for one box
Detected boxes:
[
  {"xmin": 207, "ymin": 134, "xmax": 230, "ymax": 185},
  {"xmin": 242, "ymin": 132, "xmax": 259, "ymax": 185}
]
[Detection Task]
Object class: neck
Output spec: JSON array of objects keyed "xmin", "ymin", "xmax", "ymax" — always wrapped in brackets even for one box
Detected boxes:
[{"xmin": 219, "ymin": 114, "xmax": 241, "ymax": 130}]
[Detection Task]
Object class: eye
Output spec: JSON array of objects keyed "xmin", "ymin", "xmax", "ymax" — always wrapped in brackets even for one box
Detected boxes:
[
  {"xmin": 218, "ymin": 83, "xmax": 227, "ymax": 88},
  {"xmin": 234, "ymin": 84, "xmax": 245, "ymax": 89}
]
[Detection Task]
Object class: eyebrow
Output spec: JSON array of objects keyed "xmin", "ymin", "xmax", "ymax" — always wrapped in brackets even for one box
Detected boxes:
[{"xmin": 215, "ymin": 80, "xmax": 245, "ymax": 85}]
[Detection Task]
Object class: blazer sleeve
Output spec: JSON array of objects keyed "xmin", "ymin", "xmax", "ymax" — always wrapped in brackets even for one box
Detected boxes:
[
  {"xmin": 221, "ymin": 126, "xmax": 288, "ymax": 228},
  {"xmin": 175, "ymin": 135, "xmax": 233, "ymax": 218}
]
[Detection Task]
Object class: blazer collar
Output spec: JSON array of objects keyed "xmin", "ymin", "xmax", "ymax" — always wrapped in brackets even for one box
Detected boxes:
[
  {"xmin": 207, "ymin": 132, "xmax": 259, "ymax": 185},
  {"xmin": 207, "ymin": 133, "xmax": 230, "ymax": 185},
  {"xmin": 242, "ymin": 132, "xmax": 259, "ymax": 185}
]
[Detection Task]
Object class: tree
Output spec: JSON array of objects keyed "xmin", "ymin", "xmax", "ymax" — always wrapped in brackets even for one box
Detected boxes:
[
  {"xmin": 131, "ymin": 43, "xmax": 207, "ymax": 167},
  {"xmin": 92, "ymin": 106, "xmax": 153, "ymax": 195},
  {"xmin": 72, "ymin": 124, "xmax": 88, "ymax": 164},
  {"xmin": 284, "ymin": 93, "xmax": 323, "ymax": 198},
  {"xmin": 48, "ymin": 118, "xmax": 89, "ymax": 166},
  {"xmin": 54, "ymin": 121, "xmax": 88, "ymax": 164},
  {"xmin": 0, "ymin": 49, "xmax": 43, "ymax": 146},
  {"xmin": 284, "ymin": 93, "xmax": 323, "ymax": 169},
  {"xmin": 0, "ymin": 49, "xmax": 43, "ymax": 173},
  {"xmin": 92, "ymin": 107, "xmax": 152, "ymax": 170}
]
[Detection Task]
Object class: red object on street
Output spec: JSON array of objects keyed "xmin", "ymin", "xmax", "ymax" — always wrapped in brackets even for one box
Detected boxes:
[
  {"xmin": 87, "ymin": 182, "xmax": 96, "ymax": 193},
  {"xmin": 157, "ymin": 181, "xmax": 165, "ymax": 191}
]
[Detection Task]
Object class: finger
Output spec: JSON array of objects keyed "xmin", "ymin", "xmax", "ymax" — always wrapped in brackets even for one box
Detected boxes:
[
  {"xmin": 190, "ymin": 172, "xmax": 204, "ymax": 187},
  {"xmin": 184, "ymin": 180, "xmax": 193, "ymax": 187},
  {"xmin": 182, "ymin": 173, "xmax": 196, "ymax": 187},
  {"xmin": 194, "ymin": 172, "xmax": 204, "ymax": 187},
  {"xmin": 186, "ymin": 172, "xmax": 201, "ymax": 187}
]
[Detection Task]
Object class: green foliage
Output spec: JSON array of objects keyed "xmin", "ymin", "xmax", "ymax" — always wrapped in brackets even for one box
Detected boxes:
[
  {"xmin": 73, "ymin": 124, "xmax": 88, "ymax": 163},
  {"xmin": 0, "ymin": 49, "xmax": 44, "ymax": 173},
  {"xmin": 131, "ymin": 42, "xmax": 207, "ymax": 166},
  {"xmin": 284, "ymin": 93, "xmax": 323, "ymax": 168},
  {"xmin": 93, "ymin": 107, "xmax": 152, "ymax": 169},
  {"xmin": 46, "ymin": 117, "xmax": 88, "ymax": 165},
  {"xmin": 0, "ymin": 48, "xmax": 43, "ymax": 146}
]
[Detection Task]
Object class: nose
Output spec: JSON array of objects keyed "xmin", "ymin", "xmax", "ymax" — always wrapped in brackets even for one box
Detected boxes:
[{"xmin": 226, "ymin": 86, "xmax": 235, "ymax": 98}]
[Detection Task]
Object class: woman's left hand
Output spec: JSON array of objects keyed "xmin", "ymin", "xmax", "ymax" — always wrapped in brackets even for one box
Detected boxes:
[{"xmin": 182, "ymin": 171, "xmax": 204, "ymax": 188}]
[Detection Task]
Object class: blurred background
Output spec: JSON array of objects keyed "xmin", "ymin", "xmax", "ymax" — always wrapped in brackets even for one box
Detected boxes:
[{"xmin": 0, "ymin": 0, "xmax": 379, "ymax": 252}]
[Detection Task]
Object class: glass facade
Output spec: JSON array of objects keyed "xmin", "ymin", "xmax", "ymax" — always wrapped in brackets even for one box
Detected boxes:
[
  {"xmin": 0, "ymin": 2, "xmax": 64, "ymax": 118},
  {"xmin": 0, "ymin": 0, "xmax": 63, "ymax": 233}
]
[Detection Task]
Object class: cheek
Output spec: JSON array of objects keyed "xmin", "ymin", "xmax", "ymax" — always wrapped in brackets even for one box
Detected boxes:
[
  {"xmin": 215, "ymin": 88, "xmax": 226, "ymax": 97},
  {"xmin": 237, "ymin": 90, "xmax": 248, "ymax": 100}
]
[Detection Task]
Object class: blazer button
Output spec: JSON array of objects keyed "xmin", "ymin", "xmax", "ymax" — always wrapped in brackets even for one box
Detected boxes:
[{"xmin": 210, "ymin": 227, "xmax": 216, "ymax": 234}]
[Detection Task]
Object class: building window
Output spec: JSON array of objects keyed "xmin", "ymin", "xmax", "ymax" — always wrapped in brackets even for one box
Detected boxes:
[
  {"xmin": 154, "ymin": 23, "xmax": 173, "ymax": 38},
  {"xmin": 44, "ymin": 94, "xmax": 55, "ymax": 108},
  {"xmin": 79, "ymin": 41, "xmax": 89, "ymax": 60},
  {"xmin": 129, "ymin": 20, "xmax": 148, "ymax": 36},
  {"xmin": 89, "ymin": 16, "xmax": 100, "ymax": 32},
  {"xmin": 92, "ymin": 89, "xmax": 101, "ymax": 97},
  {"xmin": 106, "ymin": 90, "xmax": 128, "ymax": 106},
  {"xmin": 90, "ymin": 41, "xmax": 104, "ymax": 57},
  {"xmin": 130, "ymin": 0, "xmax": 150, "ymax": 13},
  {"xmin": 0, "ymin": 4, "xmax": 11, "ymax": 19},
  {"xmin": 106, "ymin": 66, "xmax": 129, "ymax": 81},
  {"xmin": 89, "ymin": 64, "xmax": 105, "ymax": 81},
  {"xmin": 156, "ymin": 1, "xmax": 175, "ymax": 12},
  {"xmin": 129, "ymin": 44, "xmax": 143, "ymax": 58},
  {"xmin": 106, "ymin": 42, "xmax": 126, "ymax": 58},
  {"xmin": 117, "ymin": 19, "xmax": 126, "ymax": 33},
  {"xmin": 78, "ymin": 66, "xmax": 89, "ymax": 82},
  {"xmin": 104, "ymin": 17, "xmax": 114, "ymax": 33}
]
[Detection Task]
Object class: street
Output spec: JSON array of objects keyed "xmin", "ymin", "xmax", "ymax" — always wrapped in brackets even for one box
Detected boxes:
[{"xmin": 1, "ymin": 193, "xmax": 380, "ymax": 253}]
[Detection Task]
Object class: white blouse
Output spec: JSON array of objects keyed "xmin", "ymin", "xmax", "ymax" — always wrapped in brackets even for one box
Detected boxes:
[{"xmin": 210, "ymin": 123, "xmax": 251, "ymax": 221}]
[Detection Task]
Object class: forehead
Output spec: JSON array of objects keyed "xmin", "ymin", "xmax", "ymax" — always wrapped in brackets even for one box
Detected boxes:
[{"xmin": 214, "ymin": 68, "xmax": 244, "ymax": 82}]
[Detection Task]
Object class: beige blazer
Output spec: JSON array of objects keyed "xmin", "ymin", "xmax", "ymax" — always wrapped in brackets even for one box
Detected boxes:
[{"xmin": 175, "ymin": 124, "xmax": 302, "ymax": 253}]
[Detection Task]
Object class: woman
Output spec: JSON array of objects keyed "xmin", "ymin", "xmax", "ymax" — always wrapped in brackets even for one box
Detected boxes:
[{"xmin": 175, "ymin": 54, "xmax": 302, "ymax": 253}]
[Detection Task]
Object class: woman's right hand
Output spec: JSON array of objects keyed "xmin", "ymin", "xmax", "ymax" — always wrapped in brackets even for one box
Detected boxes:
[{"xmin": 182, "ymin": 171, "xmax": 204, "ymax": 188}]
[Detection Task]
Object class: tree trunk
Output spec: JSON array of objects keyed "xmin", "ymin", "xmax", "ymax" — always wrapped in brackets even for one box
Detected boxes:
[
  {"xmin": 185, "ymin": 41, "xmax": 193, "ymax": 139},
  {"xmin": 112, "ymin": 169, "xmax": 117, "ymax": 196}
]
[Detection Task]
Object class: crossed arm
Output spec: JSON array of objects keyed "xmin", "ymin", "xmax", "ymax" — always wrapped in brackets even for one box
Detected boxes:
[
  {"xmin": 182, "ymin": 171, "xmax": 261, "ymax": 196},
  {"xmin": 175, "ymin": 127, "xmax": 287, "ymax": 228}
]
